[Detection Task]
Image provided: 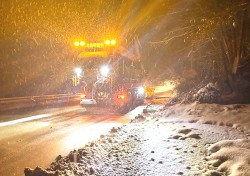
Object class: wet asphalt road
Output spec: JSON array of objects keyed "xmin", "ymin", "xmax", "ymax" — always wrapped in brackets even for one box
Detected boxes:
[{"xmin": 0, "ymin": 105, "xmax": 143, "ymax": 176}]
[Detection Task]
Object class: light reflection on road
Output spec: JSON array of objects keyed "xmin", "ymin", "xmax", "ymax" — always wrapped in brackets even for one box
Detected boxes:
[
  {"xmin": 64, "ymin": 106, "xmax": 144, "ymax": 151},
  {"xmin": 0, "ymin": 114, "xmax": 51, "ymax": 127},
  {"xmin": 64, "ymin": 123, "xmax": 119, "ymax": 150},
  {"xmin": 0, "ymin": 105, "xmax": 144, "ymax": 176}
]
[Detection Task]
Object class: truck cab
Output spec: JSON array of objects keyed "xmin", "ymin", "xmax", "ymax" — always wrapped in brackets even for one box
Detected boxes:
[{"xmin": 74, "ymin": 38, "xmax": 145, "ymax": 112}]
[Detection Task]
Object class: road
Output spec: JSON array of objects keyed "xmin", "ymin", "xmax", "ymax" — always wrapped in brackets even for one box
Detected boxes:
[{"xmin": 0, "ymin": 105, "xmax": 144, "ymax": 176}]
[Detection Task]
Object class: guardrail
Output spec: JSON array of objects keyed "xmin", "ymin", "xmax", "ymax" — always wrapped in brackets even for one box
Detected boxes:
[{"xmin": 0, "ymin": 94, "xmax": 80, "ymax": 112}]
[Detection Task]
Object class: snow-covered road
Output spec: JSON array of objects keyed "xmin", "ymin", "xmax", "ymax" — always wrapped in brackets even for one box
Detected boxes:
[{"xmin": 25, "ymin": 103, "xmax": 250, "ymax": 176}]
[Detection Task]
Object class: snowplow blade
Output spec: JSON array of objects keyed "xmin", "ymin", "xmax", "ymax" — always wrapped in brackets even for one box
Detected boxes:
[{"xmin": 80, "ymin": 99, "xmax": 97, "ymax": 106}]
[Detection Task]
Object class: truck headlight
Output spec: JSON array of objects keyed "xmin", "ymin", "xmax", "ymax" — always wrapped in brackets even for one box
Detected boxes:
[{"xmin": 137, "ymin": 86, "xmax": 145, "ymax": 95}]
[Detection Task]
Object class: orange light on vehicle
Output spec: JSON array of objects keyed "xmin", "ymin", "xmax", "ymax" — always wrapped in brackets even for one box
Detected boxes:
[
  {"xmin": 105, "ymin": 40, "xmax": 110, "ymax": 45},
  {"xmin": 81, "ymin": 94, "xmax": 87, "ymax": 99},
  {"xmin": 80, "ymin": 41, "xmax": 85, "ymax": 46},
  {"xmin": 111, "ymin": 39, "xmax": 116, "ymax": 45},
  {"xmin": 74, "ymin": 41, "xmax": 80, "ymax": 46},
  {"xmin": 117, "ymin": 94, "xmax": 125, "ymax": 99}
]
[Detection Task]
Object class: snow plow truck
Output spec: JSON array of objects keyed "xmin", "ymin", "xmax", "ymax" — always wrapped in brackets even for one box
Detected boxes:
[{"xmin": 72, "ymin": 38, "xmax": 146, "ymax": 113}]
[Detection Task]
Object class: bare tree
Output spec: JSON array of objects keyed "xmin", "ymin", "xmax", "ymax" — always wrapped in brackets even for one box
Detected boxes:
[{"xmin": 151, "ymin": 0, "xmax": 250, "ymax": 102}]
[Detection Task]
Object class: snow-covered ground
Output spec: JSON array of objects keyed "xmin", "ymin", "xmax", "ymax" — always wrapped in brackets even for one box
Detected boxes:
[
  {"xmin": 153, "ymin": 102, "xmax": 250, "ymax": 176},
  {"xmin": 24, "ymin": 101, "xmax": 250, "ymax": 176}
]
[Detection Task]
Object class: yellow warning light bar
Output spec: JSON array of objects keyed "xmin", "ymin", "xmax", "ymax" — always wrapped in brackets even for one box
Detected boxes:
[
  {"xmin": 111, "ymin": 39, "xmax": 116, "ymax": 45},
  {"xmin": 105, "ymin": 39, "xmax": 116, "ymax": 45},
  {"xmin": 74, "ymin": 41, "xmax": 85, "ymax": 47},
  {"xmin": 105, "ymin": 40, "xmax": 111, "ymax": 45},
  {"xmin": 74, "ymin": 41, "xmax": 80, "ymax": 46},
  {"xmin": 80, "ymin": 41, "xmax": 85, "ymax": 46},
  {"xmin": 74, "ymin": 39, "xmax": 116, "ymax": 47},
  {"xmin": 86, "ymin": 43, "xmax": 105, "ymax": 48}
]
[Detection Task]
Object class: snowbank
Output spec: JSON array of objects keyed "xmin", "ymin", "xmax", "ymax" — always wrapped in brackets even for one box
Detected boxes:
[
  {"xmin": 206, "ymin": 139, "xmax": 250, "ymax": 176},
  {"xmin": 156, "ymin": 103, "xmax": 250, "ymax": 133},
  {"xmin": 193, "ymin": 83, "xmax": 221, "ymax": 103}
]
